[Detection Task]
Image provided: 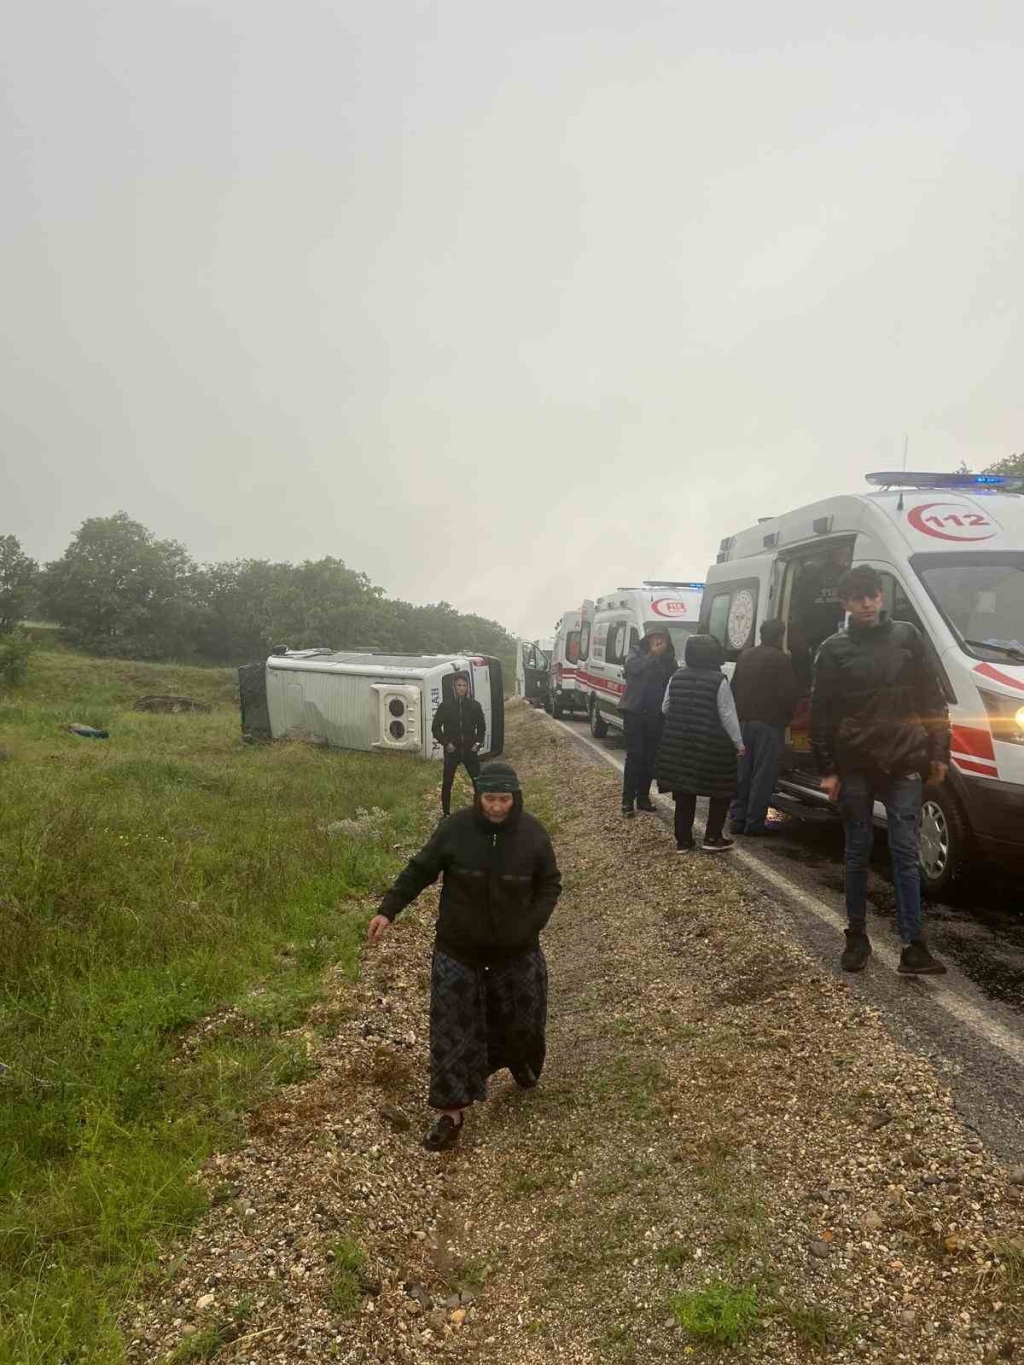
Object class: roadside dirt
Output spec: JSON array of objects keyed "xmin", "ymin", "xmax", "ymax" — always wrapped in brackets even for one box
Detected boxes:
[{"xmin": 124, "ymin": 703, "xmax": 1024, "ymax": 1364}]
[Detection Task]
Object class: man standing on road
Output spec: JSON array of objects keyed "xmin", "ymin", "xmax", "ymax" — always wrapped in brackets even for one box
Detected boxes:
[
  {"xmin": 619, "ymin": 627, "xmax": 677, "ymax": 818},
  {"xmin": 811, "ymin": 564, "xmax": 951, "ymax": 977},
  {"xmin": 366, "ymin": 761, "xmax": 561, "ymax": 1151},
  {"xmin": 729, "ymin": 620, "xmax": 797, "ymax": 837},
  {"xmin": 431, "ymin": 673, "xmax": 487, "ymax": 819}
]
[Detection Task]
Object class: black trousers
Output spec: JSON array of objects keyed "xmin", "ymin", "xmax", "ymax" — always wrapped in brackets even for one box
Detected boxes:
[
  {"xmin": 622, "ymin": 711, "xmax": 663, "ymax": 806},
  {"xmin": 673, "ymin": 792, "xmax": 730, "ymax": 846},
  {"xmin": 441, "ymin": 746, "xmax": 481, "ymax": 815}
]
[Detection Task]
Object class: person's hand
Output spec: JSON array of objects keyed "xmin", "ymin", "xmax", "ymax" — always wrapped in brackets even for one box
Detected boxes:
[
  {"xmin": 367, "ymin": 915, "xmax": 391, "ymax": 944},
  {"xmin": 820, "ymin": 774, "xmax": 841, "ymax": 803},
  {"xmin": 928, "ymin": 762, "xmax": 949, "ymax": 786},
  {"xmin": 445, "ymin": 743, "xmax": 455, "ymax": 754},
  {"xmin": 736, "ymin": 743, "xmax": 746, "ymax": 757}
]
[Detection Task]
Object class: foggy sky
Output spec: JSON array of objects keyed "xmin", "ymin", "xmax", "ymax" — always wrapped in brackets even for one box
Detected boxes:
[{"xmin": 2, "ymin": 1, "xmax": 1022, "ymax": 641}]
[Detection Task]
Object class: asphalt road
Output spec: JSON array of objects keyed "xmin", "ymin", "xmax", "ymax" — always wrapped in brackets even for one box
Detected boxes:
[{"xmin": 548, "ymin": 711, "xmax": 1024, "ymax": 1163}]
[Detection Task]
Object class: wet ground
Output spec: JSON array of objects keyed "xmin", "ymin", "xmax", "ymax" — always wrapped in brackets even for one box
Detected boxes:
[{"xmin": 551, "ymin": 711, "xmax": 1024, "ymax": 1160}]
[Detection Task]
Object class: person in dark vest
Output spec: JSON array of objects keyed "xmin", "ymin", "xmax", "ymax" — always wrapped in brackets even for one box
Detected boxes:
[
  {"xmin": 366, "ymin": 761, "xmax": 561, "ymax": 1151},
  {"xmin": 811, "ymin": 564, "xmax": 950, "ymax": 976},
  {"xmin": 728, "ymin": 619, "xmax": 798, "ymax": 836},
  {"xmin": 619, "ymin": 626, "xmax": 677, "ymax": 818},
  {"xmin": 654, "ymin": 633, "xmax": 745, "ymax": 852},
  {"xmin": 431, "ymin": 673, "xmax": 487, "ymax": 818}
]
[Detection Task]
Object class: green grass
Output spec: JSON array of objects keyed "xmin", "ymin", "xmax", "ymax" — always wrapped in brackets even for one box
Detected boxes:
[
  {"xmin": 0, "ymin": 648, "xmax": 439, "ymax": 1363},
  {"xmin": 777, "ymin": 1301, "xmax": 857, "ymax": 1351},
  {"xmin": 667, "ymin": 1279, "xmax": 762, "ymax": 1346},
  {"xmin": 328, "ymin": 1237, "xmax": 368, "ymax": 1316}
]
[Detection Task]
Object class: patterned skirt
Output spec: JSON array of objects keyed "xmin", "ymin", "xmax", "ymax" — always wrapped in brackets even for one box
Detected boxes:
[{"xmin": 428, "ymin": 947, "xmax": 548, "ymax": 1110}]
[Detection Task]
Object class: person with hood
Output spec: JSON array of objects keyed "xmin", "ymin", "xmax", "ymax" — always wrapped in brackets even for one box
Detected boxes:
[
  {"xmin": 366, "ymin": 761, "xmax": 561, "ymax": 1151},
  {"xmin": 728, "ymin": 619, "xmax": 798, "ymax": 836},
  {"xmin": 431, "ymin": 672, "xmax": 487, "ymax": 818},
  {"xmin": 619, "ymin": 626, "xmax": 677, "ymax": 818},
  {"xmin": 654, "ymin": 634, "xmax": 745, "ymax": 852},
  {"xmin": 811, "ymin": 563, "xmax": 950, "ymax": 977}
]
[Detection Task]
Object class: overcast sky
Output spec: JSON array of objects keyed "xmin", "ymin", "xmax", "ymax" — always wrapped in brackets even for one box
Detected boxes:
[{"xmin": 2, "ymin": 2, "xmax": 1022, "ymax": 640}]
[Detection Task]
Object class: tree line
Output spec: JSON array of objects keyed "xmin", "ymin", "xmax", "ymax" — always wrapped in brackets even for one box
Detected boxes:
[{"xmin": 0, "ymin": 513, "xmax": 517, "ymax": 669}]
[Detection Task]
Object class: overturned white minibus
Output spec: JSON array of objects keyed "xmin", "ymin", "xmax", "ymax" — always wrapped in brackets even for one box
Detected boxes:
[{"xmin": 239, "ymin": 650, "xmax": 504, "ymax": 759}]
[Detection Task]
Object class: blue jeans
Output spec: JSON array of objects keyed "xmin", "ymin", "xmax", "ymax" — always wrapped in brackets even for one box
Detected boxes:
[
  {"xmin": 729, "ymin": 721, "xmax": 784, "ymax": 834},
  {"xmin": 839, "ymin": 772, "xmax": 923, "ymax": 943}
]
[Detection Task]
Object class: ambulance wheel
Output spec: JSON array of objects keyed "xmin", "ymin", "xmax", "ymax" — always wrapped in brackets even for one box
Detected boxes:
[
  {"xmin": 589, "ymin": 697, "xmax": 609, "ymax": 739},
  {"xmin": 919, "ymin": 782, "xmax": 968, "ymax": 898},
  {"xmin": 551, "ymin": 696, "xmax": 563, "ymax": 720}
]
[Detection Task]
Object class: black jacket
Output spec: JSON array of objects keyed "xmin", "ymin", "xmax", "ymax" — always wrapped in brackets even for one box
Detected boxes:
[
  {"xmin": 378, "ymin": 801, "xmax": 561, "ymax": 966},
  {"xmin": 731, "ymin": 644, "xmax": 798, "ymax": 729},
  {"xmin": 811, "ymin": 616, "xmax": 951, "ymax": 779},
  {"xmin": 431, "ymin": 695, "xmax": 486, "ymax": 750},
  {"xmin": 619, "ymin": 641, "xmax": 677, "ymax": 715}
]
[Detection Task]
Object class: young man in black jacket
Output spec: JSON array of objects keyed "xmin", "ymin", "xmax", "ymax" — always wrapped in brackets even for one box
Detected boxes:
[
  {"xmin": 811, "ymin": 564, "xmax": 951, "ymax": 977},
  {"xmin": 729, "ymin": 620, "xmax": 797, "ymax": 836},
  {"xmin": 431, "ymin": 673, "xmax": 487, "ymax": 818},
  {"xmin": 366, "ymin": 761, "xmax": 561, "ymax": 1151}
]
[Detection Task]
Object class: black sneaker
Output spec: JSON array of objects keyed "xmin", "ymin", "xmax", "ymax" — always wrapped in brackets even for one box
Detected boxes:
[
  {"xmin": 422, "ymin": 1114, "xmax": 463, "ymax": 1151},
  {"xmin": 636, "ymin": 798, "xmax": 657, "ymax": 813},
  {"xmin": 511, "ymin": 1064, "xmax": 538, "ymax": 1090},
  {"xmin": 898, "ymin": 941, "xmax": 947, "ymax": 976},
  {"xmin": 675, "ymin": 839, "xmax": 695, "ymax": 853},
  {"xmin": 622, "ymin": 804, "xmax": 636, "ymax": 819},
  {"xmin": 701, "ymin": 836, "xmax": 735, "ymax": 853},
  {"xmin": 840, "ymin": 929, "xmax": 871, "ymax": 973}
]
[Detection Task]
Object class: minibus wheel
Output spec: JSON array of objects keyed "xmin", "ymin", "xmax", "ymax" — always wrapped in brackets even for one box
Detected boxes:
[
  {"xmin": 589, "ymin": 697, "xmax": 608, "ymax": 739},
  {"xmin": 919, "ymin": 782, "xmax": 968, "ymax": 897}
]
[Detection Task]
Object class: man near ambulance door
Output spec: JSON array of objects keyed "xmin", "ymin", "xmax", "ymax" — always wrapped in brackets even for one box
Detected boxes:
[
  {"xmin": 811, "ymin": 564, "xmax": 951, "ymax": 977},
  {"xmin": 366, "ymin": 761, "xmax": 561, "ymax": 1152},
  {"xmin": 729, "ymin": 619, "xmax": 797, "ymax": 836},
  {"xmin": 619, "ymin": 627, "xmax": 677, "ymax": 818},
  {"xmin": 431, "ymin": 673, "xmax": 487, "ymax": 818}
]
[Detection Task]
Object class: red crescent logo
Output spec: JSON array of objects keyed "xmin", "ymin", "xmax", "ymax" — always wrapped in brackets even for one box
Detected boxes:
[
  {"xmin": 907, "ymin": 502, "xmax": 996, "ymax": 542},
  {"xmin": 651, "ymin": 598, "xmax": 688, "ymax": 618}
]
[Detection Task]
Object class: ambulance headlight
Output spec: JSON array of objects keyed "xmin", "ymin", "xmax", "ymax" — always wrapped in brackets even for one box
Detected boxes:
[{"xmin": 978, "ymin": 688, "xmax": 1024, "ymax": 745}]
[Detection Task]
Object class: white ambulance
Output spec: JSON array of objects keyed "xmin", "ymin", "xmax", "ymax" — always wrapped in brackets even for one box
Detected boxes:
[
  {"xmin": 701, "ymin": 471, "xmax": 1024, "ymax": 893},
  {"xmin": 515, "ymin": 637, "xmax": 553, "ymax": 708},
  {"xmin": 549, "ymin": 609, "xmax": 587, "ymax": 718},
  {"xmin": 578, "ymin": 582, "xmax": 704, "ymax": 738}
]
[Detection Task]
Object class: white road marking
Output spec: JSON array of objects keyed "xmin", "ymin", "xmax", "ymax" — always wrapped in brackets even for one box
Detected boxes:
[{"xmin": 547, "ymin": 714, "xmax": 1024, "ymax": 1068}]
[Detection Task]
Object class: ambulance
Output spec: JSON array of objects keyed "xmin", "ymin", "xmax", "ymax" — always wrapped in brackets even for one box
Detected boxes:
[
  {"xmin": 701, "ymin": 471, "xmax": 1024, "ymax": 893},
  {"xmin": 549, "ymin": 609, "xmax": 587, "ymax": 718},
  {"xmin": 578, "ymin": 582, "xmax": 704, "ymax": 738},
  {"xmin": 515, "ymin": 637, "xmax": 553, "ymax": 708}
]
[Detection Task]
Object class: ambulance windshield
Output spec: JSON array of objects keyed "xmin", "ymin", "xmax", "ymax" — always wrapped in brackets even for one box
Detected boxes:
[{"xmin": 913, "ymin": 552, "xmax": 1024, "ymax": 663}]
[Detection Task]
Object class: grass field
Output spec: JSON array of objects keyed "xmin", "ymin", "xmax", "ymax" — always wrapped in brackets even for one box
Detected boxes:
[{"xmin": 0, "ymin": 647, "xmax": 441, "ymax": 1363}]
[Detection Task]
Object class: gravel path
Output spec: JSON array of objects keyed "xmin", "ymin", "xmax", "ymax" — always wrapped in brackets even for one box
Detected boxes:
[{"xmin": 124, "ymin": 703, "xmax": 1024, "ymax": 1363}]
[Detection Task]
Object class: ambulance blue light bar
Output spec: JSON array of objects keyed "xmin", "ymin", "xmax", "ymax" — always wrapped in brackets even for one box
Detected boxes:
[
  {"xmin": 642, "ymin": 580, "xmax": 705, "ymax": 589},
  {"xmin": 866, "ymin": 471, "xmax": 1008, "ymax": 489}
]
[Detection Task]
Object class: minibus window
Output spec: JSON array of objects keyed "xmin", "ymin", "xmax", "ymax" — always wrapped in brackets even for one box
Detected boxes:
[
  {"xmin": 912, "ymin": 553, "xmax": 1024, "ymax": 662},
  {"xmin": 566, "ymin": 631, "xmax": 581, "ymax": 664}
]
